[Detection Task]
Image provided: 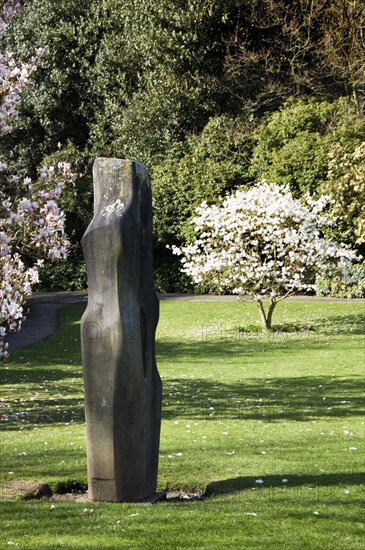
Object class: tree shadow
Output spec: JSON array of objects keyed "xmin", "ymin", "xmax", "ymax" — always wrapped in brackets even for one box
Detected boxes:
[
  {"xmin": 156, "ymin": 310, "xmax": 364, "ymax": 422},
  {"xmin": 163, "ymin": 309, "xmax": 365, "ymax": 341},
  {"xmin": 161, "ymin": 375, "xmax": 364, "ymax": 421},
  {"xmin": 1, "ymin": 365, "xmax": 82, "ymax": 385},
  {"xmin": 0, "ymin": 445, "xmax": 87, "ymax": 484},
  {"xmin": 205, "ymin": 472, "xmax": 365, "ymax": 497},
  {"xmin": 309, "ymin": 313, "xmax": 365, "ymax": 335},
  {"xmin": 1, "ymin": 305, "xmax": 363, "ymax": 430},
  {"xmin": 262, "ymin": 312, "xmax": 365, "ymax": 336},
  {"xmin": 157, "ymin": 335, "xmax": 330, "ymax": 364},
  {"xmin": 1, "ymin": 396, "xmax": 85, "ymax": 431}
]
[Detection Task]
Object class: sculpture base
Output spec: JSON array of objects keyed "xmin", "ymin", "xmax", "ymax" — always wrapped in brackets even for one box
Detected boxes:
[{"xmin": 88, "ymin": 478, "xmax": 166, "ymax": 503}]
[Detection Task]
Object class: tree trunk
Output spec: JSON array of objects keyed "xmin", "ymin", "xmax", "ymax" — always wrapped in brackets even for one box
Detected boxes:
[
  {"xmin": 256, "ymin": 299, "xmax": 277, "ymax": 330},
  {"xmin": 266, "ymin": 300, "xmax": 277, "ymax": 329}
]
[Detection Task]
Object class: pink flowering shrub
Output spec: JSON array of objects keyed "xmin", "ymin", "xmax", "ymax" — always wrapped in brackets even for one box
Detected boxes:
[{"xmin": 0, "ymin": 1, "xmax": 74, "ymax": 358}]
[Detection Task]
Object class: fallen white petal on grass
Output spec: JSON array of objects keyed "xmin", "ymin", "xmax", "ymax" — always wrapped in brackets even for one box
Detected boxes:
[
  {"xmin": 255, "ymin": 479, "xmax": 264, "ymax": 484},
  {"xmin": 244, "ymin": 512, "xmax": 257, "ymax": 516},
  {"xmin": 282, "ymin": 479, "xmax": 288, "ymax": 483},
  {"xmin": 81, "ymin": 508, "xmax": 94, "ymax": 515}
]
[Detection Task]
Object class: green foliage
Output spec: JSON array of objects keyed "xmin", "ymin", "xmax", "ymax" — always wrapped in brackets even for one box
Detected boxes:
[
  {"xmin": 321, "ymin": 142, "xmax": 365, "ymax": 248},
  {"xmin": 153, "ymin": 99, "xmax": 365, "ymax": 291},
  {"xmin": 316, "ymin": 261, "xmax": 365, "ymax": 299},
  {"xmin": 0, "ymin": 1, "xmax": 94, "ymax": 293},
  {"xmin": 3, "ymin": 1, "xmax": 365, "ymax": 293},
  {"xmin": 322, "ymin": 0, "xmax": 365, "ymax": 112},
  {"xmin": 152, "ymin": 115, "xmax": 253, "ymax": 242},
  {"xmin": 250, "ymin": 97, "xmax": 365, "ymax": 197},
  {"xmin": 2, "ymin": 0, "xmax": 97, "ymax": 178},
  {"xmin": 88, "ymin": 0, "xmax": 230, "ymax": 165},
  {"xmin": 151, "ymin": 115, "xmax": 255, "ymax": 290},
  {"xmin": 34, "ymin": 143, "xmax": 92, "ymax": 291},
  {"xmin": 40, "ymin": 144, "xmax": 92, "ymax": 232},
  {"xmin": 35, "ymin": 258, "xmax": 87, "ymax": 292}
]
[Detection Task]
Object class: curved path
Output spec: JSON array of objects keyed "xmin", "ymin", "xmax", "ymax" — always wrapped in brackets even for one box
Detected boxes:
[{"xmin": 5, "ymin": 292, "xmax": 88, "ymax": 351}]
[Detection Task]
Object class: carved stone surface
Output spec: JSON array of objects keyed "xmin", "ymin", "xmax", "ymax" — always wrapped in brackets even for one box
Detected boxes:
[{"xmin": 81, "ymin": 158, "xmax": 162, "ymax": 502}]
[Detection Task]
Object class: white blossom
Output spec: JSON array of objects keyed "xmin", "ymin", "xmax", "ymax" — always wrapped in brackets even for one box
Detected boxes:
[{"xmin": 172, "ymin": 182, "xmax": 360, "ymax": 328}]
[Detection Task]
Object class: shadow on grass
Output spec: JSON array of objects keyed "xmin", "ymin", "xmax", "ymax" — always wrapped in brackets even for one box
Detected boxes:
[
  {"xmin": 0, "ymin": 444, "xmax": 87, "ymax": 485},
  {"xmin": 1, "ymin": 366, "xmax": 82, "ymax": 385},
  {"xmin": 1, "ymin": 305, "xmax": 363, "ymax": 430},
  {"xmin": 2, "ymin": 371, "xmax": 362, "ymax": 431},
  {"xmin": 173, "ymin": 310, "xmax": 365, "ymax": 340},
  {"xmin": 205, "ymin": 472, "xmax": 365, "ymax": 497},
  {"xmin": 310, "ymin": 313, "xmax": 365, "ymax": 335},
  {"xmin": 1, "ymin": 396, "xmax": 85, "ymax": 431},
  {"xmin": 157, "ymin": 318, "xmax": 364, "ymax": 362},
  {"xmin": 161, "ymin": 375, "xmax": 364, "ymax": 422}
]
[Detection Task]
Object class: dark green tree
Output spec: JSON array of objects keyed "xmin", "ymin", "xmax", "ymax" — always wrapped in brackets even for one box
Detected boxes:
[{"xmin": 3, "ymin": 0, "xmax": 365, "ymax": 291}]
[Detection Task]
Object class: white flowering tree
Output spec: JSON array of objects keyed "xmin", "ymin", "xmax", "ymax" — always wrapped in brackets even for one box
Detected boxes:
[
  {"xmin": 172, "ymin": 182, "xmax": 359, "ymax": 329},
  {"xmin": 0, "ymin": 1, "xmax": 74, "ymax": 358}
]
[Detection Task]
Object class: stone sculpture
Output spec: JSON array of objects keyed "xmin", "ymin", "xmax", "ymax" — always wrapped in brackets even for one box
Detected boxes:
[{"xmin": 81, "ymin": 158, "xmax": 162, "ymax": 502}]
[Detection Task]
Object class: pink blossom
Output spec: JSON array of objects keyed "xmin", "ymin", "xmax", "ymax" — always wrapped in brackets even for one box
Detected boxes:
[{"xmin": 0, "ymin": 3, "xmax": 74, "ymax": 358}]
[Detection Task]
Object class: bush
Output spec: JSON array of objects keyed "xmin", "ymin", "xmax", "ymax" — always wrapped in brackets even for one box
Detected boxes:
[
  {"xmin": 316, "ymin": 261, "xmax": 365, "ymax": 299},
  {"xmin": 35, "ymin": 258, "xmax": 87, "ymax": 291},
  {"xmin": 321, "ymin": 141, "xmax": 365, "ymax": 248},
  {"xmin": 32, "ymin": 144, "xmax": 92, "ymax": 291},
  {"xmin": 172, "ymin": 181, "xmax": 359, "ymax": 327},
  {"xmin": 151, "ymin": 114, "xmax": 255, "ymax": 291},
  {"xmin": 250, "ymin": 97, "xmax": 365, "ymax": 197}
]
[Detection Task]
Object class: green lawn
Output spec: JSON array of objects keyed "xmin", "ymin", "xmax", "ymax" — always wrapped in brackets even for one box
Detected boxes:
[{"xmin": 0, "ymin": 298, "xmax": 364, "ymax": 549}]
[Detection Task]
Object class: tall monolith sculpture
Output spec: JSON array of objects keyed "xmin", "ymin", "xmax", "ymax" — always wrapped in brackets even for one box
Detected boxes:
[{"xmin": 81, "ymin": 158, "xmax": 162, "ymax": 502}]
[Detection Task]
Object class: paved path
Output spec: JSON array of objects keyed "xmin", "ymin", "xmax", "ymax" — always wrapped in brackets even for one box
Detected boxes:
[
  {"xmin": 4, "ymin": 291, "xmax": 364, "ymax": 350},
  {"xmin": 5, "ymin": 292, "xmax": 87, "ymax": 351}
]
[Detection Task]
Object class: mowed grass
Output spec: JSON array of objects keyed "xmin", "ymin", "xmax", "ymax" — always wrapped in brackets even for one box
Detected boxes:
[{"xmin": 0, "ymin": 298, "xmax": 364, "ymax": 549}]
